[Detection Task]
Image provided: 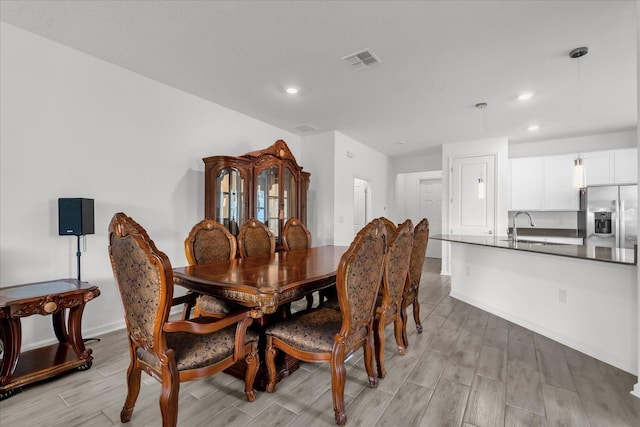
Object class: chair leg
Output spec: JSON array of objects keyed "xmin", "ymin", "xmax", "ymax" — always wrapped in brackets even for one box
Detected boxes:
[
  {"xmin": 265, "ymin": 336, "xmax": 278, "ymax": 393},
  {"xmin": 413, "ymin": 298, "xmax": 423, "ymax": 333},
  {"xmin": 400, "ymin": 305, "xmax": 410, "ymax": 348},
  {"xmin": 244, "ymin": 343, "xmax": 259, "ymax": 401},
  {"xmin": 159, "ymin": 365, "xmax": 180, "ymax": 427},
  {"xmin": 393, "ymin": 315, "xmax": 406, "ymax": 355},
  {"xmin": 373, "ymin": 316, "xmax": 386, "ymax": 379},
  {"xmin": 331, "ymin": 344, "xmax": 347, "ymax": 426},
  {"xmin": 120, "ymin": 360, "xmax": 142, "ymax": 423},
  {"xmin": 363, "ymin": 332, "xmax": 378, "ymax": 389}
]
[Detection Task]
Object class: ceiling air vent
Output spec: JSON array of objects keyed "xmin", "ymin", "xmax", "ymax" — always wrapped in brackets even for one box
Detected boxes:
[{"xmin": 342, "ymin": 48, "xmax": 382, "ymax": 70}]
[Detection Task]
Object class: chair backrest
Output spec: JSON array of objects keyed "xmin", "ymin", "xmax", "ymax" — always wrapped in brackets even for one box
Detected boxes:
[
  {"xmin": 282, "ymin": 218, "xmax": 311, "ymax": 251},
  {"xmin": 185, "ymin": 219, "xmax": 237, "ymax": 265},
  {"xmin": 384, "ymin": 219, "xmax": 414, "ymax": 307},
  {"xmin": 408, "ymin": 218, "xmax": 430, "ymax": 288},
  {"xmin": 336, "ymin": 219, "xmax": 387, "ymax": 343},
  {"xmin": 237, "ymin": 218, "xmax": 276, "ymax": 258},
  {"xmin": 380, "ymin": 217, "xmax": 397, "ymax": 238},
  {"xmin": 108, "ymin": 213, "xmax": 171, "ymax": 354}
]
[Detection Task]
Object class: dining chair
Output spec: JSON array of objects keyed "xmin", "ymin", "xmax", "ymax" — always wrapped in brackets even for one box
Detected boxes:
[
  {"xmin": 380, "ymin": 217, "xmax": 398, "ymax": 236},
  {"xmin": 184, "ymin": 219, "xmax": 238, "ymax": 318},
  {"xmin": 401, "ymin": 217, "xmax": 430, "ymax": 348},
  {"xmin": 237, "ymin": 218, "xmax": 276, "ymax": 258},
  {"xmin": 282, "ymin": 217, "xmax": 314, "ymax": 310},
  {"xmin": 107, "ymin": 213, "xmax": 259, "ymax": 427},
  {"xmin": 373, "ymin": 219, "xmax": 413, "ymax": 379},
  {"xmin": 264, "ymin": 218, "xmax": 387, "ymax": 425},
  {"xmin": 320, "ymin": 217, "xmax": 399, "ymax": 311}
]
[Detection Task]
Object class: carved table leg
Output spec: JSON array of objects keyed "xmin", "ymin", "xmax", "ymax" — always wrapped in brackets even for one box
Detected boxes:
[
  {"xmin": 0, "ymin": 318, "xmax": 21, "ymax": 387},
  {"xmin": 67, "ymin": 303, "xmax": 93, "ymax": 369},
  {"xmin": 52, "ymin": 310, "xmax": 69, "ymax": 344}
]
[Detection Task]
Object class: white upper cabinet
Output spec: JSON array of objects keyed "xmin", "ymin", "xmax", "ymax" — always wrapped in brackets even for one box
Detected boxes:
[
  {"xmin": 510, "ymin": 148, "xmax": 638, "ymax": 212},
  {"xmin": 510, "ymin": 157, "xmax": 544, "ymax": 210},
  {"xmin": 583, "ymin": 151, "xmax": 614, "ymax": 186},
  {"xmin": 510, "ymin": 154, "xmax": 578, "ymax": 211},
  {"xmin": 543, "ymin": 154, "xmax": 579, "ymax": 211},
  {"xmin": 614, "ymin": 148, "xmax": 638, "ymax": 184}
]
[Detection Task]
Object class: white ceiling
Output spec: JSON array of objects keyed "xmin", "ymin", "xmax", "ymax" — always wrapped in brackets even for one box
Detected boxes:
[{"xmin": 1, "ymin": 0, "xmax": 637, "ymax": 157}]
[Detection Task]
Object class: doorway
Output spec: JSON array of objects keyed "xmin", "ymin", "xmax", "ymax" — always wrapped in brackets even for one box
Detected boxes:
[
  {"xmin": 354, "ymin": 177, "xmax": 370, "ymax": 235},
  {"xmin": 419, "ymin": 178, "xmax": 442, "ymax": 258}
]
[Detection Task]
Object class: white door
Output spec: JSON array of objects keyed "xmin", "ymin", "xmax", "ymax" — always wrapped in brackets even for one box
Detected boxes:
[
  {"xmin": 450, "ymin": 155, "xmax": 495, "ymax": 235},
  {"xmin": 419, "ymin": 179, "xmax": 442, "ymax": 258},
  {"xmin": 354, "ymin": 178, "xmax": 369, "ymax": 234}
]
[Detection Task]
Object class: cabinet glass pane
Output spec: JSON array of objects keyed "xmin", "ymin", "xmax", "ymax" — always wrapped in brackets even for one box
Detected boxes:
[
  {"xmin": 257, "ymin": 165, "xmax": 279, "ymax": 237},
  {"xmin": 283, "ymin": 167, "xmax": 297, "ymax": 223},
  {"xmin": 215, "ymin": 167, "xmax": 243, "ymax": 236}
]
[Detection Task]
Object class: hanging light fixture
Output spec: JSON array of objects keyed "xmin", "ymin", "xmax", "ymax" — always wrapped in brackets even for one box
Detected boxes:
[
  {"xmin": 477, "ymin": 177, "xmax": 486, "ymax": 199},
  {"xmin": 570, "ymin": 46, "xmax": 588, "ymax": 188},
  {"xmin": 573, "ymin": 154, "xmax": 585, "ymax": 188}
]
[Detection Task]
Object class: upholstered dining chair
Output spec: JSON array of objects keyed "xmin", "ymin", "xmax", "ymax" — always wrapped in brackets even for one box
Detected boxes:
[
  {"xmin": 401, "ymin": 218, "xmax": 430, "ymax": 348},
  {"xmin": 379, "ymin": 217, "xmax": 398, "ymax": 236},
  {"xmin": 264, "ymin": 219, "xmax": 387, "ymax": 425},
  {"xmin": 184, "ymin": 219, "xmax": 238, "ymax": 318},
  {"xmin": 373, "ymin": 219, "xmax": 413, "ymax": 379},
  {"xmin": 108, "ymin": 213, "xmax": 259, "ymax": 427},
  {"xmin": 282, "ymin": 217, "xmax": 314, "ymax": 310},
  {"xmin": 237, "ymin": 218, "xmax": 276, "ymax": 258}
]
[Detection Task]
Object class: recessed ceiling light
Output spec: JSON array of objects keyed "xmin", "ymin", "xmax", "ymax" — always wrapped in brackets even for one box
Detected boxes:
[
  {"xmin": 518, "ymin": 92, "xmax": 534, "ymax": 101},
  {"xmin": 527, "ymin": 125, "xmax": 540, "ymax": 131},
  {"xmin": 286, "ymin": 87, "xmax": 299, "ymax": 95}
]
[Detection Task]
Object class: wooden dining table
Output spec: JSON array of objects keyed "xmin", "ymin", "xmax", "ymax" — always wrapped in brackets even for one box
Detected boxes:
[{"xmin": 173, "ymin": 245, "xmax": 348, "ymax": 389}]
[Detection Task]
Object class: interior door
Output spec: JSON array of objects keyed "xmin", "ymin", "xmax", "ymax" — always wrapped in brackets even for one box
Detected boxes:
[
  {"xmin": 450, "ymin": 155, "xmax": 495, "ymax": 235},
  {"xmin": 354, "ymin": 178, "xmax": 368, "ymax": 234},
  {"xmin": 419, "ymin": 178, "xmax": 442, "ymax": 258}
]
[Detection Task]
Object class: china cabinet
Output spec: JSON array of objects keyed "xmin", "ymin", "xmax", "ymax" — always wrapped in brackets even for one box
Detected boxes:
[{"xmin": 203, "ymin": 140, "xmax": 310, "ymax": 246}]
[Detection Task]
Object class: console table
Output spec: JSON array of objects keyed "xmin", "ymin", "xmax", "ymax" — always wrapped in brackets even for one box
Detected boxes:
[{"xmin": 0, "ymin": 278, "xmax": 100, "ymax": 399}]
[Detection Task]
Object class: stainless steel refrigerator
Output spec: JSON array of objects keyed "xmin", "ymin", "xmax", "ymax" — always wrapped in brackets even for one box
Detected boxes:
[{"xmin": 579, "ymin": 185, "xmax": 638, "ymax": 249}]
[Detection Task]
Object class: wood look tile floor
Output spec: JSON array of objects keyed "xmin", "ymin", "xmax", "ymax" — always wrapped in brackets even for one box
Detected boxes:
[{"xmin": 2, "ymin": 258, "xmax": 639, "ymax": 426}]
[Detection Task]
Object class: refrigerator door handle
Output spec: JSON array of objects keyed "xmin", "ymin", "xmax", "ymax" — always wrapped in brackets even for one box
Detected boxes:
[{"xmin": 619, "ymin": 199, "xmax": 625, "ymax": 249}]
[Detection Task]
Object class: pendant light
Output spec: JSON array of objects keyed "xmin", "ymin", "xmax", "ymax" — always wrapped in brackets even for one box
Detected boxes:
[{"xmin": 570, "ymin": 46, "xmax": 588, "ymax": 188}]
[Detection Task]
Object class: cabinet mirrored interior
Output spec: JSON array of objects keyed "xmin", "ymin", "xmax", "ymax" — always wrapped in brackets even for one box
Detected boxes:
[{"xmin": 204, "ymin": 140, "xmax": 309, "ymax": 246}]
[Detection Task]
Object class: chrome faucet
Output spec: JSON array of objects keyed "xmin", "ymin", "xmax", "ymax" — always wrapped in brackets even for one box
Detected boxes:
[{"xmin": 512, "ymin": 211, "xmax": 536, "ymax": 242}]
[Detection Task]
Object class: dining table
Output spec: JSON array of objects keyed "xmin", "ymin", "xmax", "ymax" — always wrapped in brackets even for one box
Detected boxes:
[{"xmin": 173, "ymin": 245, "xmax": 348, "ymax": 389}]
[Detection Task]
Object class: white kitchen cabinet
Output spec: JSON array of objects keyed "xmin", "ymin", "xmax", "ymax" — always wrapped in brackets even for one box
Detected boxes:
[
  {"xmin": 510, "ymin": 157, "xmax": 543, "ymax": 210},
  {"xmin": 510, "ymin": 154, "xmax": 579, "ymax": 211},
  {"xmin": 544, "ymin": 154, "xmax": 580, "ymax": 210},
  {"xmin": 614, "ymin": 148, "xmax": 638, "ymax": 184},
  {"xmin": 583, "ymin": 150, "xmax": 614, "ymax": 186}
]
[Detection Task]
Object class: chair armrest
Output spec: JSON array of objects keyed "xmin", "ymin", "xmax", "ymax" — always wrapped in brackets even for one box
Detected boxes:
[{"xmin": 163, "ymin": 308, "xmax": 259, "ymax": 334}]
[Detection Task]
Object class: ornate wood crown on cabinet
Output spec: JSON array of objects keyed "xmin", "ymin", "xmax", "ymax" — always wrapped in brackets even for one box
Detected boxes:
[{"xmin": 204, "ymin": 140, "xmax": 310, "ymax": 246}]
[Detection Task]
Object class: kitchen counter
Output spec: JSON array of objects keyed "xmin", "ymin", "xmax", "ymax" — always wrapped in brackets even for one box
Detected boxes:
[
  {"xmin": 433, "ymin": 234, "xmax": 636, "ymax": 265},
  {"xmin": 438, "ymin": 233, "xmax": 638, "ymax": 375}
]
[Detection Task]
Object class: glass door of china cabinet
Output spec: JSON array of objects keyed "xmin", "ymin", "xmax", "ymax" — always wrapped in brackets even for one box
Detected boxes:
[
  {"xmin": 256, "ymin": 164, "xmax": 299, "ymax": 242},
  {"xmin": 215, "ymin": 167, "xmax": 244, "ymax": 236},
  {"xmin": 256, "ymin": 165, "xmax": 280, "ymax": 238},
  {"xmin": 282, "ymin": 166, "xmax": 297, "ymax": 226}
]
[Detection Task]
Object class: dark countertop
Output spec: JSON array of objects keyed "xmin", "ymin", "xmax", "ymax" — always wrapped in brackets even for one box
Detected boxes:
[{"xmin": 432, "ymin": 234, "xmax": 636, "ymax": 266}]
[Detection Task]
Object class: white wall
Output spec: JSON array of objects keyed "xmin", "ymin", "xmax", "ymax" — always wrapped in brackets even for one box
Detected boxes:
[
  {"xmin": 333, "ymin": 131, "xmax": 391, "ymax": 246},
  {"xmin": 509, "ymin": 130, "xmax": 637, "ymax": 158},
  {"xmin": 301, "ymin": 132, "xmax": 335, "ymax": 246},
  {"xmin": 633, "ymin": 0, "xmax": 640, "ymax": 399},
  {"xmin": 392, "ymin": 147, "xmax": 442, "ymax": 174},
  {"xmin": 0, "ymin": 23, "xmax": 301, "ymax": 349}
]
